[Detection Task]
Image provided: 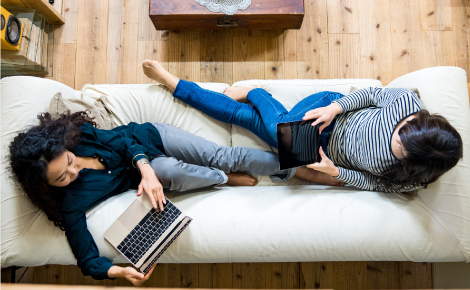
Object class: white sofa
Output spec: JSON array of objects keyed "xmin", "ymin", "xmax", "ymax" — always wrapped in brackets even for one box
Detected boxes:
[{"xmin": 1, "ymin": 67, "xmax": 469, "ymax": 270}]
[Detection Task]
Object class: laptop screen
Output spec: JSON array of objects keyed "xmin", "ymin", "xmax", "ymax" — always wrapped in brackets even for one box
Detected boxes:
[{"xmin": 276, "ymin": 120, "xmax": 321, "ymax": 170}]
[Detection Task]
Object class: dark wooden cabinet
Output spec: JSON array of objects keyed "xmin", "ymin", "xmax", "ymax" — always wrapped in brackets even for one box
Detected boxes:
[{"xmin": 149, "ymin": 0, "xmax": 304, "ymax": 30}]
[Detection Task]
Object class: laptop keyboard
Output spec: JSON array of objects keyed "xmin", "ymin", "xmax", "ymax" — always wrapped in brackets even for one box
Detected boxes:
[
  {"xmin": 117, "ymin": 199, "xmax": 181, "ymax": 264},
  {"xmin": 141, "ymin": 217, "xmax": 192, "ymax": 274}
]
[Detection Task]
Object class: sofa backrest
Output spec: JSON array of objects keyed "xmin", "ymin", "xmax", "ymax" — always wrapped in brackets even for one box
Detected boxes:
[{"xmin": 81, "ymin": 83, "xmax": 232, "ymax": 147}]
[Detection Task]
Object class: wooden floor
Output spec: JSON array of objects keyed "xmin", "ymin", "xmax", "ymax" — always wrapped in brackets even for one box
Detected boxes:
[
  {"xmin": 10, "ymin": 0, "xmax": 468, "ymax": 289},
  {"xmin": 47, "ymin": 0, "xmax": 469, "ymax": 90},
  {"xmin": 8, "ymin": 262, "xmax": 433, "ymax": 289}
]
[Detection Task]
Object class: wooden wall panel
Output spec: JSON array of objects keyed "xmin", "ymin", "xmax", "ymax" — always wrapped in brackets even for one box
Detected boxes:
[
  {"xmin": 397, "ymin": 262, "xmax": 433, "ymax": 289},
  {"xmin": 299, "ymin": 262, "xmax": 334, "ymax": 289},
  {"xmin": 265, "ymin": 263, "xmax": 283, "ymax": 288},
  {"xmin": 200, "ymin": 30, "xmax": 233, "ymax": 83},
  {"xmin": 365, "ymin": 262, "xmax": 400, "ymax": 289},
  {"xmin": 146, "ymin": 263, "xmax": 169, "ymax": 287},
  {"xmin": 327, "ymin": 0, "xmax": 360, "ymax": 33},
  {"xmin": 168, "ymin": 31, "xmax": 201, "ymax": 82},
  {"xmin": 136, "ymin": 40, "xmax": 165, "ymax": 84},
  {"xmin": 358, "ymin": 0, "xmax": 394, "ymax": 84},
  {"xmin": 33, "ymin": 266, "xmax": 49, "ymax": 284},
  {"xmin": 74, "ymin": 0, "xmax": 109, "ymax": 89},
  {"xmin": 164, "ymin": 264, "xmax": 199, "ymax": 288},
  {"xmin": 328, "ymin": 34, "xmax": 361, "ymax": 79},
  {"xmin": 281, "ymin": 30, "xmax": 299, "ymax": 79},
  {"xmin": 54, "ymin": 0, "xmax": 78, "ymax": 44},
  {"xmin": 233, "ymin": 263, "xmax": 267, "ymax": 289},
  {"xmin": 8, "ymin": 261, "xmax": 434, "ymax": 288},
  {"xmin": 198, "ymin": 263, "xmax": 233, "ymax": 288},
  {"xmin": 105, "ymin": 0, "xmax": 122, "ymax": 84},
  {"xmin": 47, "ymin": 43, "xmax": 76, "ymax": 88},
  {"xmin": 332, "ymin": 262, "xmax": 365, "ymax": 289},
  {"xmin": 420, "ymin": 0, "xmax": 453, "ymax": 31},
  {"xmin": 280, "ymin": 262, "xmax": 300, "ymax": 289},
  {"xmin": 423, "ymin": 31, "xmax": 456, "ymax": 67},
  {"xmin": 119, "ymin": 0, "xmax": 139, "ymax": 84},
  {"xmin": 390, "ymin": 0, "xmax": 426, "ymax": 81},
  {"xmin": 451, "ymin": 0, "xmax": 469, "ymax": 81},
  {"xmin": 265, "ymin": 30, "xmax": 291, "ymax": 79},
  {"xmin": 467, "ymin": 83, "xmax": 470, "ymax": 103},
  {"xmin": 232, "ymin": 30, "xmax": 265, "ymax": 82},
  {"xmin": 296, "ymin": 0, "xmax": 328, "ymax": 79},
  {"xmin": 138, "ymin": 0, "xmax": 159, "ymax": 41}
]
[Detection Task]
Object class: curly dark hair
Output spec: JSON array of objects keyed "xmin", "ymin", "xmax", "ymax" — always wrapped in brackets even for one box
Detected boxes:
[
  {"xmin": 379, "ymin": 109, "xmax": 463, "ymax": 192},
  {"xmin": 8, "ymin": 111, "xmax": 97, "ymax": 230}
]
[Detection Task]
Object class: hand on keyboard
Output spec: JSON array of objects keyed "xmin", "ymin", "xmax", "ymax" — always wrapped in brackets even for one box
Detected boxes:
[{"xmin": 137, "ymin": 162, "xmax": 166, "ymax": 211}]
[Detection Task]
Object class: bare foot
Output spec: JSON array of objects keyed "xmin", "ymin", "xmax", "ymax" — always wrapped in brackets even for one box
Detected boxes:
[
  {"xmin": 226, "ymin": 172, "xmax": 258, "ymax": 186},
  {"xmin": 142, "ymin": 60, "xmax": 179, "ymax": 91},
  {"xmin": 224, "ymin": 86, "xmax": 254, "ymax": 103},
  {"xmin": 295, "ymin": 167, "xmax": 344, "ymax": 186}
]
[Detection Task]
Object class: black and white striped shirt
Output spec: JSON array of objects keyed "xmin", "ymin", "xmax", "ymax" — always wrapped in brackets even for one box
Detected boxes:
[{"xmin": 328, "ymin": 87, "xmax": 424, "ymax": 193}]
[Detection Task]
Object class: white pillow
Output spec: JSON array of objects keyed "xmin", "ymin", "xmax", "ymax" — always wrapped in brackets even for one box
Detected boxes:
[{"xmin": 81, "ymin": 83, "xmax": 232, "ymax": 146}]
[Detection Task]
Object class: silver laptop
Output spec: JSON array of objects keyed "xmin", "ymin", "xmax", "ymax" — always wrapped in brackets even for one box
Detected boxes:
[{"xmin": 104, "ymin": 195, "xmax": 192, "ymax": 274}]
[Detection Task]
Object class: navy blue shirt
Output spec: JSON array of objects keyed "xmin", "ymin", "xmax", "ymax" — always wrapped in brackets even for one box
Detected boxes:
[{"xmin": 61, "ymin": 122, "xmax": 164, "ymax": 280}]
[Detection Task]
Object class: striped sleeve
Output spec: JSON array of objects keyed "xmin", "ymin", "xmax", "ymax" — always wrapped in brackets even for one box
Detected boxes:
[
  {"xmin": 336, "ymin": 167, "xmax": 422, "ymax": 193},
  {"xmin": 333, "ymin": 87, "xmax": 418, "ymax": 113}
]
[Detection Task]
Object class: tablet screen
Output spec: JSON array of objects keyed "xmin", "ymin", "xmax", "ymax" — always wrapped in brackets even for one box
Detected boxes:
[{"xmin": 276, "ymin": 120, "xmax": 321, "ymax": 170}]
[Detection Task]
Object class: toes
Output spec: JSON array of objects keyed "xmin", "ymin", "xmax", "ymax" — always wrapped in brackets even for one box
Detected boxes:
[{"xmin": 246, "ymin": 175, "xmax": 258, "ymax": 186}]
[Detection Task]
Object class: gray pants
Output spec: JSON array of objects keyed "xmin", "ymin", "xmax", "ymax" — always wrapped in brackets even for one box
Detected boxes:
[{"xmin": 150, "ymin": 123, "xmax": 294, "ymax": 191}]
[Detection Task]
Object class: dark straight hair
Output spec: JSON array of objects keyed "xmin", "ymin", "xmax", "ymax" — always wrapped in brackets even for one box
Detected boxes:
[{"xmin": 380, "ymin": 109, "xmax": 463, "ymax": 192}]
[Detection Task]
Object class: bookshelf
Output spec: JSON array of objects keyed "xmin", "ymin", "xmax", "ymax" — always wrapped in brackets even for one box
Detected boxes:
[
  {"xmin": 1, "ymin": 8, "xmax": 54, "ymax": 77},
  {"xmin": 1, "ymin": 0, "xmax": 64, "ymax": 24}
]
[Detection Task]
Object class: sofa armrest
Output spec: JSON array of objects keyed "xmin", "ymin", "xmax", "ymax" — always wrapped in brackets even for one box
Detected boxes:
[{"xmin": 388, "ymin": 67, "xmax": 470, "ymax": 262}]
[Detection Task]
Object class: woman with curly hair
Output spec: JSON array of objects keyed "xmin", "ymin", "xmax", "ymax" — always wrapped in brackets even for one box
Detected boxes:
[
  {"xmin": 9, "ymin": 111, "xmax": 294, "ymax": 285},
  {"xmin": 142, "ymin": 60, "xmax": 464, "ymax": 194}
]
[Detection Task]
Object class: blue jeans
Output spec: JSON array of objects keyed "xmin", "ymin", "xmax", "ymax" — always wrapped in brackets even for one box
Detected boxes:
[{"xmin": 173, "ymin": 80, "xmax": 343, "ymax": 153}]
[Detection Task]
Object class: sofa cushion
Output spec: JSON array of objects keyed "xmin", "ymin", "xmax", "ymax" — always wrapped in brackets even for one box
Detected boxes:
[
  {"xmin": 81, "ymin": 83, "xmax": 232, "ymax": 147},
  {"xmin": 3, "ymin": 184, "xmax": 466, "ymax": 268}
]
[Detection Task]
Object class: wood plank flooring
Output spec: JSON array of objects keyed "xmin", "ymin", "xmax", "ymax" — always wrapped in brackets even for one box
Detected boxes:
[
  {"xmin": 7, "ymin": 0, "xmax": 468, "ymax": 288},
  {"xmin": 8, "ymin": 262, "xmax": 432, "ymax": 288},
  {"xmin": 46, "ymin": 0, "xmax": 469, "ymax": 89}
]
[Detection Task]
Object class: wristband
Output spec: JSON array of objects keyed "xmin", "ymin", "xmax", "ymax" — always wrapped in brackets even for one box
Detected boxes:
[
  {"xmin": 136, "ymin": 158, "xmax": 150, "ymax": 173},
  {"xmin": 137, "ymin": 158, "xmax": 150, "ymax": 167},
  {"xmin": 132, "ymin": 154, "xmax": 149, "ymax": 168}
]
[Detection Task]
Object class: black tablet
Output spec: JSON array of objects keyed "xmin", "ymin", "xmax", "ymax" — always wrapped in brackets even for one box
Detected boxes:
[{"xmin": 276, "ymin": 120, "xmax": 321, "ymax": 170}]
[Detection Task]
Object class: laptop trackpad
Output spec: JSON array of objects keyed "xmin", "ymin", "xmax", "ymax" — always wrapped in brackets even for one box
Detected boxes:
[{"xmin": 118, "ymin": 200, "xmax": 148, "ymax": 230}]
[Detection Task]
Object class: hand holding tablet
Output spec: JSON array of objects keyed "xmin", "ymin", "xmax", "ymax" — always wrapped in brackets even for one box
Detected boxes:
[{"xmin": 276, "ymin": 120, "xmax": 321, "ymax": 170}]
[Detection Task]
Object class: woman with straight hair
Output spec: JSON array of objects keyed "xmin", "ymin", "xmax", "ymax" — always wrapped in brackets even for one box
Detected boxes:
[{"xmin": 142, "ymin": 59, "xmax": 463, "ymax": 194}]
